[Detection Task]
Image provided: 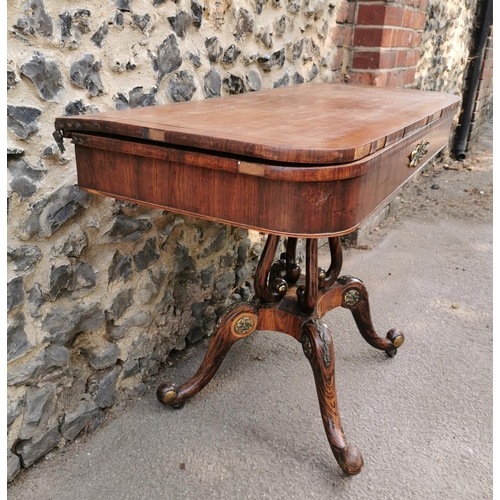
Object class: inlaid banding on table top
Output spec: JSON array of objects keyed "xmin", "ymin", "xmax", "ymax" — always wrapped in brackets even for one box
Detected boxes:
[{"xmin": 55, "ymin": 83, "xmax": 461, "ymax": 165}]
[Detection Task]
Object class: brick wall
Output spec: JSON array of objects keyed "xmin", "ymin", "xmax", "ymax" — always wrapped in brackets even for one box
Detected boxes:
[{"xmin": 348, "ymin": 0, "xmax": 427, "ymax": 87}]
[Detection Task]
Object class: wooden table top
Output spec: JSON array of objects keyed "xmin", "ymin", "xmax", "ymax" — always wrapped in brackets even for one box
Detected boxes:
[{"xmin": 55, "ymin": 83, "xmax": 460, "ymax": 165}]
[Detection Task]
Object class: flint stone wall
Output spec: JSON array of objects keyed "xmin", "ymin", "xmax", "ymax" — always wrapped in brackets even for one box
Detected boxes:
[
  {"xmin": 7, "ymin": 0, "xmax": 352, "ymax": 481},
  {"xmin": 414, "ymin": 0, "xmax": 477, "ymax": 95}
]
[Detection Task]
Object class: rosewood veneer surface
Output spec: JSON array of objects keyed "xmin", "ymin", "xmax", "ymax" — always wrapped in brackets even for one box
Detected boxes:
[{"xmin": 55, "ymin": 83, "xmax": 460, "ymax": 237}]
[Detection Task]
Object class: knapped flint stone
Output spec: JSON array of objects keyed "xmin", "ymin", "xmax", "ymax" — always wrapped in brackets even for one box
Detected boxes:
[
  {"xmin": 91, "ymin": 21, "xmax": 109, "ymax": 47},
  {"xmin": 15, "ymin": 426, "xmax": 61, "ymax": 468},
  {"xmin": 68, "ymin": 261, "xmax": 97, "ymax": 297},
  {"xmin": 137, "ymin": 268, "xmax": 166, "ymax": 304},
  {"xmin": 64, "ymin": 99, "xmax": 99, "ymax": 116},
  {"xmin": 191, "ymin": 300, "xmax": 209, "ymax": 320},
  {"xmin": 214, "ymin": 270, "xmax": 236, "ymax": 300},
  {"xmin": 168, "ymin": 71, "xmax": 197, "ymax": 102},
  {"xmin": 186, "ymin": 325, "xmax": 203, "ymax": 344},
  {"xmin": 293, "ymin": 71, "xmax": 305, "ymax": 84},
  {"xmin": 61, "ymin": 398, "xmax": 99, "ymax": 440},
  {"xmin": 59, "ymin": 11, "xmax": 71, "ymax": 40},
  {"xmin": 152, "ymin": 35, "xmax": 183, "ymax": 82},
  {"xmin": 7, "ymin": 450, "xmax": 21, "ymax": 483},
  {"xmin": 7, "ymin": 105, "xmax": 42, "ymax": 140},
  {"xmin": 7, "ymin": 345, "xmax": 69, "ymax": 386},
  {"xmin": 204, "ymin": 69, "xmax": 221, "ymax": 98},
  {"xmin": 8, "ymin": 60, "xmax": 20, "ymax": 89},
  {"xmin": 255, "ymin": 0, "xmax": 268, "ymax": 15},
  {"xmin": 168, "ymin": 11, "xmax": 191, "ymax": 39},
  {"xmin": 191, "ymin": 0, "xmax": 202, "ymax": 29},
  {"xmin": 159, "ymin": 213, "xmax": 184, "ymax": 238},
  {"xmin": 271, "ymin": 0, "xmax": 282, "ymax": 7},
  {"xmin": 258, "ymin": 48, "xmax": 285, "ymax": 71},
  {"xmin": 223, "ymin": 74, "xmax": 246, "ymax": 94},
  {"xmin": 29, "ymin": 283, "xmax": 45, "ymax": 318},
  {"xmin": 48, "ymin": 264, "xmax": 71, "ymax": 300},
  {"xmin": 15, "ymin": 0, "xmax": 53, "ymax": 37},
  {"xmin": 20, "ymin": 385, "xmax": 55, "ymax": 440},
  {"xmin": 291, "ymin": 39, "xmax": 304, "ymax": 61},
  {"xmin": 7, "ymin": 146, "xmax": 25, "ymax": 156},
  {"xmin": 274, "ymin": 72, "xmax": 290, "ymax": 88},
  {"xmin": 174, "ymin": 242, "xmax": 196, "ymax": 274},
  {"xmin": 7, "ymin": 312, "xmax": 32, "ymax": 362},
  {"xmin": 276, "ymin": 15, "xmax": 287, "ymax": 35},
  {"xmin": 7, "ymin": 397, "xmax": 21, "ymax": 429},
  {"xmin": 8, "ymin": 276, "xmax": 25, "ymax": 312},
  {"xmin": 82, "ymin": 340, "xmax": 119, "ymax": 370},
  {"xmin": 287, "ymin": 0, "xmax": 301, "ymax": 14},
  {"xmin": 108, "ymin": 251, "xmax": 133, "ymax": 283},
  {"xmin": 73, "ymin": 10, "xmax": 92, "ymax": 32},
  {"xmin": 153, "ymin": 0, "xmax": 167, "ymax": 5},
  {"xmin": 107, "ymin": 288, "xmax": 133, "ymax": 321},
  {"xmin": 42, "ymin": 302, "xmax": 104, "ymax": 345},
  {"xmin": 45, "ymin": 344, "xmax": 70, "ymax": 367},
  {"xmin": 20, "ymin": 51, "xmax": 65, "ymax": 103},
  {"xmin": 188, "ymin": 52, "xmax": 201, "ymax": 67},
  {"xmin": 57, "ymin": 224, "xmax": 88, "ymax": 258},
  {"xmin": 201, "ymin": 265, "xmax": 216, "ymax": 287},
  {"xmin": 318, "ymin": 19, "xmax": 328, "ymax": 39},
  {"xmin": 69, "ymin": 54, "xmax": 104, "ymax": 97},
  {"xmin": 114, "ymin": 86, "xmax": 158, "ymax": 110},
  {"xmin": 7, "ymin": 349, "xmax": 45, "ymax": 386},
  {"xmin": 237, "ymin": 238, "xmax": 251, "ymax": 265},
  {"xmin": 42, "ymin": 142, "xmax": 60, "ymax": 157},
  {"xmin": 32, "ymin": 186, "xmax": 90, "ymax": 236},
  {"xmin": 222, "ymin": 44, "xmax": 241, "ymax": 65},
  {"xmin": 134, "ymin": 237, "xmax": 160, "ymax": 271},
  {"xmin": 106, "ymin": 213, "xmax": 152, "ymax": 242},
  {"xmin": 200, "ymin": 226, "xmax": 227, "ymax": 258},
  {"xmin": 260, "ymin": 29, "xmax": 273, "ymax": 49},
  {"xmin": 8, "ymin": 157, "xmax": 45, "ymax": 201},
  {"xmin": 205, "ymin": 37, "xmax": 223, "ymax": 63},
  {"xmin": 303, "ymin": 37, "xmax": 320, "ymax": 61},
  {"xmin": 308, "ymin": 63, "xmax": 319, "ymax": 81},
  {"xmin": 246, "ymin": 69, "xmax": 262, "ymax": 91},
  {"xmin": 234, "ymin": 9, "xmax": 254, "ymax": 40},
  {"xmin": 132, "ymin": 12, "xmax": 151, "ymax": 32},
  {"xmin": 304, "ymin": 0, "xmax": 326, "ymax": 20},
  {"xmin": 116, "ymin": 0, "xmax": 132, "ymax": 11},
  {"xmin": 87, "ymin": 366, "xmax": 121, "ymax": 408},
  {"xmin": 123, "ymin": 359, "xmax": 140, "ymax": 378},
  {"xmin": 107, "ymin": 311, "xmax": 152, "ymax": 341},
  {"xmin": 113, "ymin": 11, "xmax": 124, "ymax": 26}
]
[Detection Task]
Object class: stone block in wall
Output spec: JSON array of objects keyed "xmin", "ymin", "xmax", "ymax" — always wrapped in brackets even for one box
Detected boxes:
[{"xmin": 15, "ymin": 426, "xmax": 61, "ymax": 468}]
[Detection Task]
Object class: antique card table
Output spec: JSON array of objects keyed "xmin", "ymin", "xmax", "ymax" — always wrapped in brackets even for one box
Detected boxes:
[{"xmin": 55, "ymin": 83, "xmax": 460, "ymax": 475}]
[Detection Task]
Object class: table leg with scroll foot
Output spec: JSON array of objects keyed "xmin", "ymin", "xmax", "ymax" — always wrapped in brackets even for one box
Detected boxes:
[
  {"xmin": 157, "ymin": 302, "xmax": 259, "ymax": 409},
  {"xmin": 338, "ymin": 277, "xmax": 405, "ymax": 358},
  {"xmin": 301, "ymin": 319, "xmax": 364, "ymax": 475}
]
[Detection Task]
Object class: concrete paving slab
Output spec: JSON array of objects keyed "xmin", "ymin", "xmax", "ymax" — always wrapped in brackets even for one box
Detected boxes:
[{"xmin": 7, "ymin": 213, "xmax": 493, "ymax": 500}]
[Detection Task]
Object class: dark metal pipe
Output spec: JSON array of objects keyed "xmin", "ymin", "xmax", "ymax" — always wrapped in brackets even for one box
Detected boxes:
[{"xmin": 454, "ymin": 0, "xmax": 492, "ymax": 160}]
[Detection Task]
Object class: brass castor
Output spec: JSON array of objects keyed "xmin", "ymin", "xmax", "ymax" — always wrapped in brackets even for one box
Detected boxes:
[
  {"xmin": 157, "ymin": 383, "xmax": 180, "ymax": 406},
  {"xmin": 385, "ymin": 329, "xmax": 404, "ymax": 357}
]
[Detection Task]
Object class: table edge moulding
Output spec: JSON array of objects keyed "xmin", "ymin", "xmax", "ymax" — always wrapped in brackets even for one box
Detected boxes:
[{"xmin": 54, "ymin": 82, "xmax": 461, "ymax": 477}]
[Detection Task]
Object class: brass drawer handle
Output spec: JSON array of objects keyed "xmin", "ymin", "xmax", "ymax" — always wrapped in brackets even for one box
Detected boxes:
[{"xmin": 409, "ymin": 140, "xmax": 430, "ymax": 168}]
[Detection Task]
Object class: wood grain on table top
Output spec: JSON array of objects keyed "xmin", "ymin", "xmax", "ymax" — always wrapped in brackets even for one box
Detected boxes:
[{"xmin": 55, "ymin": 83, "xmax": 461, "ymax": 165}]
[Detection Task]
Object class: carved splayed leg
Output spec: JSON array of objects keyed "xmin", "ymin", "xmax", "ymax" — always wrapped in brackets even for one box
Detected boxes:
[
  {"xmin": 301, "ymin": 319, "xmax": 363, "ymax": 475},
  {"xmin": 338, "ymin": 276, "xmax": 404, "ymax": 357},
  {"xmin": 157, "ymin": 302, "xmax": 258, "ymax": 408}
]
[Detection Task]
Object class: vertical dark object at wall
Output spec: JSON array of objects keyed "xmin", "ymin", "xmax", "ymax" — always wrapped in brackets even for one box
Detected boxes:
[{"xmin": 454, "ymin": 0, "xmax": 493, "ymax": 160}]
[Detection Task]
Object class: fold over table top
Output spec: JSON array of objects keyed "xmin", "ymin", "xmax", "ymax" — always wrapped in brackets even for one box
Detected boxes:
[{"xmin": 55, "ymin": 83, "xmax": 460, "ymax": 165}]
